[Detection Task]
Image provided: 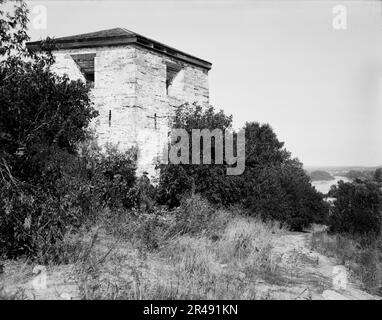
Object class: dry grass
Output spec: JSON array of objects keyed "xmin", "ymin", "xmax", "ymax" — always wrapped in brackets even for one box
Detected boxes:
[
  {"xmin": 0, "ymin": 286, "xmax": 26, "ymax": 300},
  {"xmin": 4, "ymin": 198, "xmax": 381, "ymax": 299},
  {"xmin": 74, "ymin": 209, "xmax": 286, "ymax": 300},
  {"xmin": 0, "ymin": 195, "xmax": 290, "ymax": 300}
]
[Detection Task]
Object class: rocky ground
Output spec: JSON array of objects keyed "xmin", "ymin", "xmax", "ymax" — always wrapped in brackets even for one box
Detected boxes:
[{"xmin": 263, "ymin": 231, "xmax": 378, "ymax": 300}]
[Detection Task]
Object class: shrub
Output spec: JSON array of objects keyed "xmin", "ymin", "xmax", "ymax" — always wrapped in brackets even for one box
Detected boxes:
[
  {"xmin": 374, "ymin": 168, "xmax": 382, "ymax": 183},
  {"xmin": 156, "ymin": 104, "xmax": 237, "ymax": 207},
  {"xmin": 242, "ymin": 125, "xmax": 327, "ymax": 231},
  {"xmin": 0, "ymin": 2, "xmax": 109, "ymax": 260},
  {"xmin": 0, "ymin": 141, "xmax": 138, "ymax": 261},
  {"xmin": 80, "ymin": 142, "xmax": 137, "ymax": 209},
  {"xmin": 156, "ymin": 165, "xmax": 194, "ymax": 208},
  {"xmin": 218, "ymin": 217, "xmax": 280, "ymax": 273},
  {"xmin": 157, "ymin": 104, "xmax": 326, "ymax": 231},
  {"xmin": 328, "ymin": 180, "xmax": 382, "ymax": 238},
  {"xmin": 124, "ymin": 173, "xmax": 156, "ymax": 211},
  {"xmin": 134, "ymin": 214, "xmax": 167, "ymax": 251},
  {"xmin": 169, "ymin": 194, "xmax": 215, "ymax": 236}
]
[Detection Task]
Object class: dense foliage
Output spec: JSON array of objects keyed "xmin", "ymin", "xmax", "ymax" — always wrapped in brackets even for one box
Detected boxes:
[
  {"xmin": 373, "ymin": 168, "xmax": 382, "ymax": 183},
  {"xmin": 241, "ymin": 123, "xmax": 327, "ymax": 230},
  {"xmin": 344, "ymin": 170, "xmax": 374, "ymax": 181},
  {"xmin": 0, "ymin": 1, "xmax": 137, "ymax": 260},
  {"xmin": 157, "ymin": 104, "xmax": 327, "ymax": 231},
  {"xmin": 328, "ymin": 180, "xmax": 382, "ymax": 238},
  {"xmin": 156, "ymin": 103, "xmax": 240, "ymax": 207}
]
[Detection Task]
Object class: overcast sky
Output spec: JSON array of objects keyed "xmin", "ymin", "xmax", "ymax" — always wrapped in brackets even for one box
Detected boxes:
[{"xmin": 25, "ymin": 0, "xmax": 382, "ymax": 167}]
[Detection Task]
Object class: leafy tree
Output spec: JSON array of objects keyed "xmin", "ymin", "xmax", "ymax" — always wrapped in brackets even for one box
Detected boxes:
[
  {"xmin": 157, "ymin": 104, "xmax": 326, "ymax": 231},
  {"xmin": 157, "ymin": 103, "xmax": 238, "ymax": 207},
  {"xmin": 1, "ymin": 1, "xmax": 97, "ymax": 174},
  {"xmin": 328, "ymin": 180, "xmax": 382, "ymax": 238},
  {"xmin": 243, "ymin": 122, "xmax": 288, "ymax": 168},
  {"xmin": 242, "ymin": 123, "xmax": 327, "ymax": 230},
  {"xmin": 0, "ymin": 0, "xmax": 101, "ymax": 259}
]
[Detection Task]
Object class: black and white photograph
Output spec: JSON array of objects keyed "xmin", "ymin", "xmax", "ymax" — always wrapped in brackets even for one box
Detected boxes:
[{"xmin": 1, "ymin": 0, "xmax": 382, "ymax": 307}]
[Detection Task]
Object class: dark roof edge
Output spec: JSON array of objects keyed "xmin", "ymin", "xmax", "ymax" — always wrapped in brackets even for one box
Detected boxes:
[{"xmin": 26, "ymin": 35, "xmax": 212, "ymax": 71}]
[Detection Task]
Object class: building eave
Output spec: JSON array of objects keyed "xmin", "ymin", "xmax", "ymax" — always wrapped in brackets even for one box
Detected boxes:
[{"xmin": 26, "ymin": 34, "xmax": 212, "ymax": 71}]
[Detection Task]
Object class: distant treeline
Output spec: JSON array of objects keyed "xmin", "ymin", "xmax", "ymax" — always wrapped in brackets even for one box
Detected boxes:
[
  {"xmin": 339, "ymin": 170, "xmax": 375, "ymax": 181},
  {"xmin": 309, "ymin": 170, "xmax": 334, "ymax": 181}
]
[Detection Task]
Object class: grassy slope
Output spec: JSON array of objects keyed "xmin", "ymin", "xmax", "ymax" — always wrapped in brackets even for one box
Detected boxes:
[{"xmin": 1, "ymin": 204, "xmax": 380, "ymax": 300}]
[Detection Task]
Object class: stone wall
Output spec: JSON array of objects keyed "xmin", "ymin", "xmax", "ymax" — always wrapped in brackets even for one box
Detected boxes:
[
  {"xmin": 133, "ymin": 47, "xmax": 209, "ymax": 178},
  {"xmin": 51, "ymin": 44, "xmax": 209, "ymax": 179}
]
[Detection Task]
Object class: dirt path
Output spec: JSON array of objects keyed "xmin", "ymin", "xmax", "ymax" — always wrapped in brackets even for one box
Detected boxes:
[{"xmin": 265, "ymin": 231, "xmax": 379, "ymax": 300}]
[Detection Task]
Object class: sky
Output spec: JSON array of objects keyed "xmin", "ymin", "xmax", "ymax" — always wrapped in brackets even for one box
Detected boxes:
[{"xmin": 23, "ymin": 0, "xmax": 382, "ymax": 167}]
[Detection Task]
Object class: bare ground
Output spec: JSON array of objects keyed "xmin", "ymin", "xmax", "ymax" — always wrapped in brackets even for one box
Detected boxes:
[{"xmin": 262, "ymin": 231, "xmax": 379, "ymax": 300}]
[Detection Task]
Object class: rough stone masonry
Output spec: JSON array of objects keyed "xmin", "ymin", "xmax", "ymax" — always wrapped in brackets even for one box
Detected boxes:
[{"xmin": 27, "ymin": 28, "xmax": 212, "ymax": 179}]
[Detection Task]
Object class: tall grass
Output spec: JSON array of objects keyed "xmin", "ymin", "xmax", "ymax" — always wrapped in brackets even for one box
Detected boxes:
[
  {"xmin": 74, "ymin": 195, "xmax": 285, "ymax": 300},
  {"xmin": 1, "ymin": 194, "xmax": 287, "ymax": 300}
]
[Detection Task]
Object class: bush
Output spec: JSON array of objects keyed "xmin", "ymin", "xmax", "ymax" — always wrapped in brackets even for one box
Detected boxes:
[
  {"xmin": 0, "ymin": 142, "xmax": 137, "ymax": 261},
  {"xmin": 169, "ymin": 194, "xmax": 215, "ymax": 236},
  {"xmin": 80, "ymin": 142, "xmax": 137, "ymax": 210},
  {"xmin": 374, "ymin": 168, "xmax": 382, "ymax": 183},
  {"xmin": 328, "ymin": 180, "xmax": 382, "ymax": 238},
  {"xmin": 0, "ymin": 2, "xmax": 109, "ymax": 260},
  {"xmin": 156, "ymin": 104, "xmax": 236, "ymax": 207},
  {"xmin": 156, "ymin": 165, "xmax": 194, "ymax": 208},
  {"xmin": 157, "ymin": 104, "xmax": 326, "ymax": 231}
]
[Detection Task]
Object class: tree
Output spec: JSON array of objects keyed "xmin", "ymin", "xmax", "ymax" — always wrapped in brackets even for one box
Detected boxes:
[
  {"xmin": 242, "ymin": 123, "xmax": 327, "ymax": 230},
  {"xmin": 1, "ymin": 1, "xmax": 97, "ymax": 174},
  {"xmin": 329, "ymin": 180, "xmax": 382, "ymax": 238},
  {"xmin": 373, "ymin": 168, "xmax": 382, "ymax": 183},
  {"xmin": 0, "ymin": 0, "xmax": 99, "ymax": 258},
  {"xmin": 157, "ymin": 103, "xmax": 238, "ymax": 207},
  {"xmin": 157, "ymin": 103, "xmax": 326, "ymax": 231}
]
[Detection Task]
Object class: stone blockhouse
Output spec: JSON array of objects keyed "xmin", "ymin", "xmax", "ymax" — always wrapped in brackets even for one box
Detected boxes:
[{"xmin": 27, "ymin": 28, "xmax": 212, "ymax": 179}]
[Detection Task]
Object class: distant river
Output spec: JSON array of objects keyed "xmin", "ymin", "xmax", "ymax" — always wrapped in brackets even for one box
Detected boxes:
[{"xmin": 311, "ymin": 176, "xmax": 351, "ymax": 194}]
